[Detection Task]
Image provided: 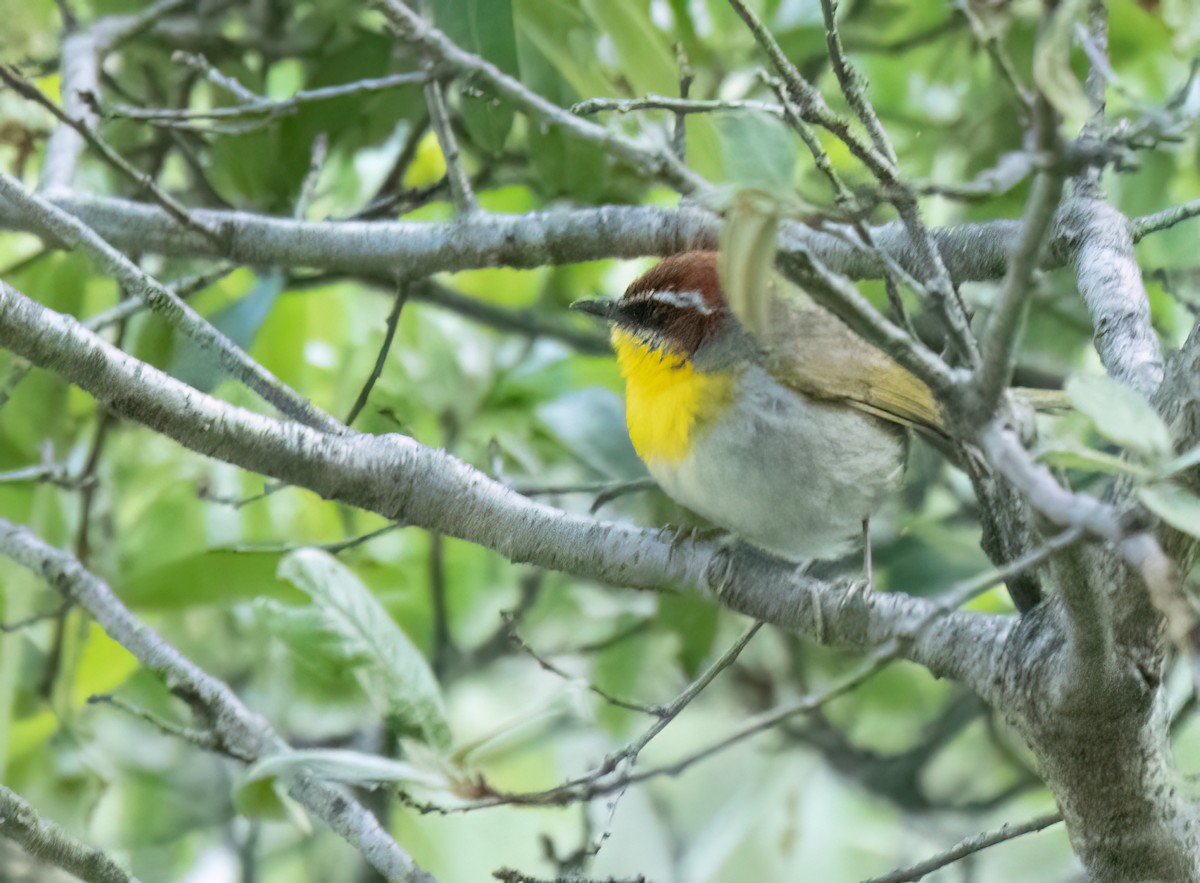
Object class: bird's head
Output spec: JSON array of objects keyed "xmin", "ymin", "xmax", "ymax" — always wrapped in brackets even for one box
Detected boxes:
[{"xmin": 571, "ymin": 251, "xmax": 735, "ymax": 364}]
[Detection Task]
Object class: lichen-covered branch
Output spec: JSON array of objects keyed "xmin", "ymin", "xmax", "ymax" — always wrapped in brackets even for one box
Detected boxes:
[{"xmin": 0, "ymin": 785, "xmax": 139, "ymax": 883}]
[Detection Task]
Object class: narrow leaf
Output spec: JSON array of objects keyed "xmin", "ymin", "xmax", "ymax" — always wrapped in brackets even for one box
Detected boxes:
[
  {"xmin": 719, "ymin": 189, "xmax": 781, "ymax": 338},
  {"xmin": 1036, "ymin": 444, "xmax": 1152, "ymax": 478},
  {"xmin": 244, "ymin": 749, "xmax": 450, "ymax": 790}
]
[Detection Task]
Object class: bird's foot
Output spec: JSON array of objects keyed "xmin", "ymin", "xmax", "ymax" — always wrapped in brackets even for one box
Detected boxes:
[
  {"xmin": 666, "ymin": 524, "xmax": 728, "ymax": 550},
  {"xmin": 841, "ymin": 576, "xmax": 874, "ymax": 608}
]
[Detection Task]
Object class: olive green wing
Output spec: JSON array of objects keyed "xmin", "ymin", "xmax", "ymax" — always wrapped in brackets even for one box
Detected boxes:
[{"xmin": 759, "ymin": 292, "xmax": 948, "ymax": 437}]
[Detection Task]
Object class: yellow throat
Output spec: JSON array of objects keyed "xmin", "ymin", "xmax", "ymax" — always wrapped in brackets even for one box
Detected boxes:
[{"xmin": 612, "ymin": 329, "xmax": 736, "ymax": 465}]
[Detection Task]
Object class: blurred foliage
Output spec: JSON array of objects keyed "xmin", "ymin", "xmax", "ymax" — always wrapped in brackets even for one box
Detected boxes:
[{"xmin": 0, "ymin": 0, "xmax": 1197, "ymax": 881}]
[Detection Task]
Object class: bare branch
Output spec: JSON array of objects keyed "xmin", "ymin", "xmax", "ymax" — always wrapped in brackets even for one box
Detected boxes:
[
  {"xmin": 109, "ymin": 71, "xmax": 427, "ymax": 125},
  {"xmin": 819, "ymin": 0, "xmax": 898, "ymax": 165},
  {"xmin": 972, "ymin": 97, "xmax": 1066, "ymax": 419},
  {"xmin": 0, "ymin": 280, "xmax": 1009, "ymax": 695},
  {"xmin": 38, "ymin": 31, "xmax": 98, "ymax": 191},
  {"xmin": 1063, "ymin": 196, "xmax": 1164, "ymax": 397},
  {"xmin": 423, "ymin": 76, "xmax": 477, "ymax": 214},
  {"xmin": 2, "ymin": 189, "xmax": 1195, "ymax": 286},
  {"xmin": 864, "ymin": 813, "xmax": 1062, "ymax": 883},
  {"xmin": 0, "ymin": 785, "xmax": 139, "ymax": 883},
  {"xmin": 1133, "ymin": 197, "xmax": 1200, "ymax": 241},
  {"xmin": 0, "ymin": 173, "xmax": 344, "ymax": 433},
  {"xmin": 572, "ymin": 95, "xmax": 782, "ymax": 118}
]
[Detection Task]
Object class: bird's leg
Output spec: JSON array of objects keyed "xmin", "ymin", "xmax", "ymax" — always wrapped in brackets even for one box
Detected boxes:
[
  {"xmin": 842, "ymin": 518, "xmax": 874, "ymax": 604},
  {"xmin": 862, "ymin": 517, "xmax": 873, "ymax": 590}
]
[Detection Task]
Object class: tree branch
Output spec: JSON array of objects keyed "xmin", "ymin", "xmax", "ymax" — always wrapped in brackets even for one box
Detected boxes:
[
  {"xmin": 0, "ymin": 173, "xmax": 343, "ymax": 433},
  {"xmin": 0, "ymin": 785, "xmax": 139, "ymax": 883},
  {"xmin": 1061, "ymin": 196, "xmax": 1164, "ymax": 397},
  {"xmin": 0, "ymin": 279, "xmax": 1010, "ymax": 698},
  {"xmin": 972, "ymin": 97, "xmax": 1065, "ymax": 419},
  {"xmin": 1, "ymin": 190, "xmax": 1195, "ymax": 287},
  {"xmin": 864, "ymin": 812, "xmax": 1062, "ymax": 883},
  {"xmin": 0, "ymin": 518, "xmax": 436, "ymax": 883}
]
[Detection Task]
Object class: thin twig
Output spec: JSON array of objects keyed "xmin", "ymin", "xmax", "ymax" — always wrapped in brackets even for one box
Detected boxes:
[
  {"xmin": 864, "ymin": 812, "xmax": 1062, "ymax": 883},
  {"xmin": 372, "ymin": 0, "xmax": 704, "ymax": 194},
  {"xmin": 346, "ymin": 284, "xmax": 409, "ymax": 425},
  {"xmin": 88, "ymin": 694, "xmax": 241, "ymax": 758},
  {"xmin": 572, "ymin": 95, "xmax": 783, "ymax": 118},
  {"xmin": 507, "ymin": 616, "xmax": 666, "ymax": 717},
  {"xmin": 171, "ymin": 50, "xmax": 259, "ymax": 102},
  {"xmin": 957, "ymin": 0, "xmax": 1034, "ymax": 112},
  {"xmin": 1080, "ymin": 0, "xmax": 1109, "ymax": 191},
  {"xmin": 0, "ymin": 173, "xmax": 344, "ymax": 434},
  {"xmin": 673, "ymin": 43, "xmax": 693, "ymax": 162},
  {"xmin": 972, "ymin": 97, "xmax": 1065, "ymax": 419},
  {"xmin": 1132, "ymin": 197, "xmax": 1200, "ymax": 241},
  {"xmin": 0, "ymin": 65, "xmax": 221, "ymax": 242},
  {"xmin": 0, "ymin": 604, "xmax": 68, "ymax": 633},
  {"xmin": 295, "ymin": 133, "xmax": 329, "ymax": 220},
  {"xmin": 819, "ymin": 0, "xmax": 897, "ymax": 165},
  {"xmin": 423, "ymin": 76, "xmax": 477, "ymax": 214},
  {"xmin": 109, "ymin": 71, "xmax": 428, "ymax": 124},
  {"xmin": 0, "ymin": 463, "xmax": 89, "ymax": 488}
]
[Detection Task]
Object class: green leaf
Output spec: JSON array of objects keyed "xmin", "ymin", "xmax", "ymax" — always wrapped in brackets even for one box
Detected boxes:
[
  {"xmin": 1138, "ymin": 483, "xmax": 1200, "ymax": 538},
  {"xmin": 656, "ymin": 595, "xmax": 717, "ymax": 678},
  {"xmin": 1163, "ymin": 444, "xmax": 1200, "ymax": 478},
  {"xmin": 243, "ymin": 749, "xmax": 449, "ymax": 790},
  {"xmin": 232, "ymin": 774, "xmax": 313, "ymax": 834},
  {"xmin": 121, "ymin": 550, "xmax": 296, "ymax": 610},
  {"xmin": 171, "ymin": 270, "xmax": 284, "ymax": 392},
  {"xmin": 713, "ymin": 112, "xmax": 796, "ymax": 193},
  {"xmin": 719, "ymin": 189, "xmax": 781, "ymax": 338},
  {"xmin": 434, "ymin": 0, "xmax": 519, "ymax": 154},
  {"xmin": 1035, "ymin": 444, "xmax": 1152, "ymax": 478},
  {"xmin": 1064, "ymin": 374, "xmax": 1173, "ymax": 460},
  {"xmin": 579, "ymin": 0, "xmax": 675, "ymax": 96},
  {"xmin": 277, "ymin": 549, "xmax": 451, "ymax": 749},
  {"xmin": 1031, "ymin": 0, "xmax": 1092, "ymax": 122}
]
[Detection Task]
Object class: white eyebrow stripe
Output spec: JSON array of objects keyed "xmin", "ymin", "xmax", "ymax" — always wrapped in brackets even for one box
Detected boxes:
[{"xmin": 647, "ymin": 288, "xmax": 714, "ymax": 314}]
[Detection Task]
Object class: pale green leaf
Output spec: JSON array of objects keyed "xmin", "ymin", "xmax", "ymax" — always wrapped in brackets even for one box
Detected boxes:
[
  {"xmin": 1138, "ymin": 483, "xmax": 1200, "ymax": 538},
  {"xmin": 243, "ymin": 749, "xmax": 450, "ymax": 790},
  {"xmin": 713, "ymin": 112, "xmax": 796, "ymax": 193},
  {"xmin": 719, "ymin": 190, "xmax": 781, "ymax": 337},
  {"xmin": 1064, "ymin": 374, "xmax": 1173, "ymax": 460},
  {"xmin": 1035, "ymin": 444, "xmax": 1152, "ymax": 478},
  {"xmin": 1032, "ymin": 0, "xmax": 1092, "ymax": 121},
  {"xmin": 277, "ymin": 548, "xmax": 451, "ymax": 749}
]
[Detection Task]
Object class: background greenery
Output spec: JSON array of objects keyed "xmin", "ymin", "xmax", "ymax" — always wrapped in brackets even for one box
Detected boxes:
[{"xmin": 1, "ymin": 0, "xmax": 1198, "ymax": 880}]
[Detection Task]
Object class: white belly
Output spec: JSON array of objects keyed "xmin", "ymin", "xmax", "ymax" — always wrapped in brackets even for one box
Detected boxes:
[{"xmin": 646, "ymin": 364, "xmax": 906, "ymax": 561}]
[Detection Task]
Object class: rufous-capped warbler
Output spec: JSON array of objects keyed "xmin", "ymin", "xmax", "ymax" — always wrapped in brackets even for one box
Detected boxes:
[{"xmin": 572, "ymin": 251, "xmax": 946, "ymax": 562}]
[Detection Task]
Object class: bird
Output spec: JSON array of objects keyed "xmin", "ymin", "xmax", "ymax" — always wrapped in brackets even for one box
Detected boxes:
[{"xmin": 571, "ymin": 250, "xmax": 946, "ymax": 564}]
